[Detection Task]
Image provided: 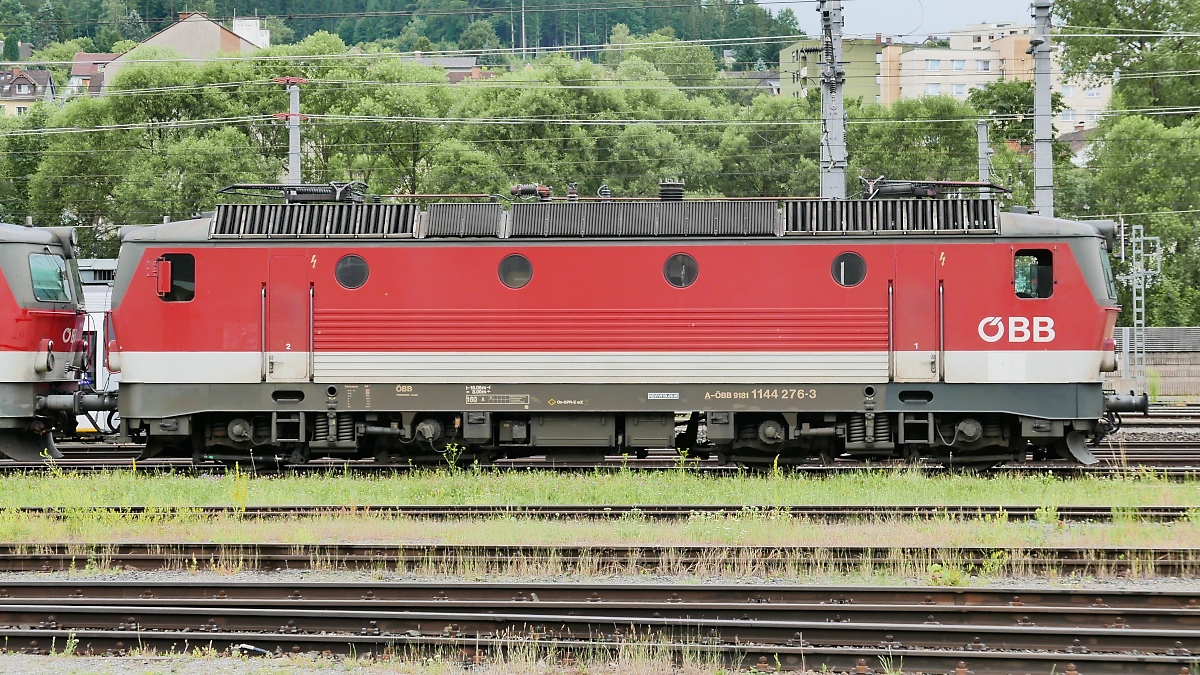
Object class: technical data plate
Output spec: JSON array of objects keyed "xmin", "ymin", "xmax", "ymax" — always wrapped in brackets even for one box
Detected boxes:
[
  {"xmin": 466, "ymin": 394, "xmax": 531, "ymax": 405},
  {"xmin": 464, "ymin": 385, "xmax": 530, "ymax": 406}
]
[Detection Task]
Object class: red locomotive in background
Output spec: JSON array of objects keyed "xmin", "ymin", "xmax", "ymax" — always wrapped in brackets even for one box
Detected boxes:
[
  {"xmin": 94, "ymin": 183, "xmax": 1141, "ymax": 468},
  {"xmin": 0, "ymin": 224, "xmax": 115, "ymax": 460}
]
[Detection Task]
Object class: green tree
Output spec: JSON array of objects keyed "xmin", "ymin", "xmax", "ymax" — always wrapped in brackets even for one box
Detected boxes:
[
  {"xmin": 1070, "ymin": 115, "xmax": 1200, "ymax": 325},
  {"xmin": 1055, "ymin": 0, "xmax": 1200, "ymax": 120},
  {"xmin": 261, "ymin": 16, "xmax": 295, "ymax": 45},
  {"xmin": 112, "ymin": 128, "xmax": 278, "ymax": 224},
  {"xmin": 967, "ymin": 79, "xmax": 1064, "ymax": 144},
  {"xmin": 32, "ymin": 0, "xmax": 62, "ymax": 49},
  {"xmin": 0, "ymin": 0, "xmax": 32, "ymax": 46},
  {"xmin": 458, "ymin": 20, "xmax": 501, "ymax": 65},
  {"xmin": 848, "ymin": 96, "xmax": 979, "ymax": 187},
  {"xmin": 0, "ymin": 104, "xmax": 51, "ymax": 222},
  {"xmin": 2, "ymin": 34, "xmax": 20, "ymax": 62},
  {"xmin": 718, "ymin": 93, "xmax": 819, "ymax": 197}
]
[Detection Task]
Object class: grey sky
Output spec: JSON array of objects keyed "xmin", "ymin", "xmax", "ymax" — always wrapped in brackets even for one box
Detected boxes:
[{"xmin": 785, "ymin": 0, "xmax": 1037, "ymax": 39}]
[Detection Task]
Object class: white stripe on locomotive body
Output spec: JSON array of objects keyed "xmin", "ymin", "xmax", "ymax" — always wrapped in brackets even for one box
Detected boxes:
[
  {"xmin": 0, "ymin": 350, "xmax": 77, "ymax": 382},
  {"xmin": 118, "ymin": 350, "xmax": 1105, "ymax": 385},
  {"xmin": 942, "ymin": 350, "xmax": 1105, "ymax": 384}
]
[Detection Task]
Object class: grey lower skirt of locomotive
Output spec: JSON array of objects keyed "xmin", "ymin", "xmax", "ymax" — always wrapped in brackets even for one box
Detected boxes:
[{"xmin": 132, "ymin": 390, "xmax": 1148, "ymax": 468}]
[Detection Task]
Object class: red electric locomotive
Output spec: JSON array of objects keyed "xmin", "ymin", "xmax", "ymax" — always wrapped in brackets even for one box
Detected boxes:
[
  {"xmin": 108, "ymin": 184, "xmax": 1142, "ymax": 467},
  {"xmin": 0, "ymin": 224, "xmax": 115, "ymax": 460}
]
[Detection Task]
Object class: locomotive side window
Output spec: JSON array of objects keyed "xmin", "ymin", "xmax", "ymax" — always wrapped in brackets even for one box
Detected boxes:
[
  {"xmin": 664, "ymin": 253, "xmax": 698, "ymax": 288},
  {"xmin": 158, "ymin": 253, "xmax": 195, "ymax": 302},
  {"xmin": 28, "ymin": 253, "xmax": 71, "ymax": 302},
  {"xmin": 1014, "ymin": 249, "xmax": 1053, "ymax": 299},
  {"xmin": 335, "ymin": 254, "xmax": 369, "ymax": 289},
  {"xmin": 499, "ymin": 254, "xmax": 532, "ymax": 289},
  {"xmin": 831, "ymin": 252, "xmax": 866, "ymax": 287}
]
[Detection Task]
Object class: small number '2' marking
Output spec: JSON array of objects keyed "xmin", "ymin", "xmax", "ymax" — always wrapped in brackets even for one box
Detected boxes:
[{"xmin": 285, "ymin": 343, "xmax": 292, "ymax": 351}]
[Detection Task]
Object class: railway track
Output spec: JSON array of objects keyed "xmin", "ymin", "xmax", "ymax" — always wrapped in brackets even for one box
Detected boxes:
[
  {"xmin": 0, "ymin": 581, "xmax": 1196, "ymax": 673},
  {"xmin": 2, "ymin": 543, "xmax": 1198, "ymax": 575},
  {"xmin": 11, "ymin": 503, "xmax": 1200, "ymax": 522}
]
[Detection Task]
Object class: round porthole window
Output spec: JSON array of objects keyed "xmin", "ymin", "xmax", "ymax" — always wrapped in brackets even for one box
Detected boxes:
[
  {"xmin": 831, "ymin": 252, "xmax": 866, "ymax": 287},
  {"xmin": 499, "ymin": 254, "xmax": 532, "ymax": 289},
  {"xmin": 334, "ymin": 254, "xmax": 369, "ymax": 289},
  {"xmin": 664, "ymin": 253, "xmax": 698, "ymax": 288}
]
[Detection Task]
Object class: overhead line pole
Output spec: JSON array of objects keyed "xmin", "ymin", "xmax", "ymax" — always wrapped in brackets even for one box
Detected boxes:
[
  {"xmin": 1032, "ymin": 0, "xmax": 1054, "ymax": 217},
  {"xmin": 818, "ymin": 0, "xmax": 847, "ymax": 200},
  {"xmin": 977, "ymin": 120, "xmax": 992, "ymax": 194},
  {"xmin": 273, "ymin": 76, "xmax": 308, "ymax": 185}
]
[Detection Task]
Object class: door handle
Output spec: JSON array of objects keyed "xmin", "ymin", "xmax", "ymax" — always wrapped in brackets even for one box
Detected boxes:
[
  {"xmin": 930, "ymin": 354, "xmax": 937, "ymax": 373},
  {"xmin": 268, "ymin": 355, "xmax": 275, "ymax": 374}
]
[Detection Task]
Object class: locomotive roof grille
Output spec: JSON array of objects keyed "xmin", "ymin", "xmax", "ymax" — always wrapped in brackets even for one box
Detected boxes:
[
  {"xmin": 212, "ymin": 203, "xmax": 419, "ymax": 239},
  {"xmin": 208, "ymin": 198, "xmax": 998, "ymax": 239}
]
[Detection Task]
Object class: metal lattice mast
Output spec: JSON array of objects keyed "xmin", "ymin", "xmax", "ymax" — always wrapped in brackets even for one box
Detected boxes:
[
  {"xmin": 1131, "ymin": 225, "xmax": 1147, "ymax": 382},
  {"xmin": 1032, "ymin": 0, "xmax": 1054, "ymax": 217},
  {"xmin": 1118, "ymin": 221, "xmax": 1161, "ymax": 390},
  {"xmin": 818, "ymin": 0, "xmax": 847, "ymax": 200}
]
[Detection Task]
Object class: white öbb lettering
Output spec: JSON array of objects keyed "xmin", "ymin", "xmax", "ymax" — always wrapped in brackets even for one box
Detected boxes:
[{"xmin": 977, "ymin": 317, "xmax": 1055, "ymax": 343}]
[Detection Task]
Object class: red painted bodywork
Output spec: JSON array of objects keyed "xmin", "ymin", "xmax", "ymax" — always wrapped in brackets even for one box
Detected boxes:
[
  {"xmin": 112, "ymin": 241, "xmax": 1114, "ymax": 356},
  {"xmin": 0, "ymin": 267, "xmax": 84, "ymax": 362}
]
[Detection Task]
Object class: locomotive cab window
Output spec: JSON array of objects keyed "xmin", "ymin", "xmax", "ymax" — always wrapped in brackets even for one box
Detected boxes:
[
  {"xmin": 1014, "ymin": 249, "xmax": 1053, "ymax": 299},
  {"xmin": 664, "ymin": 253, "xmax": 697, "ymax": 288},
  {"xmin": 29, "ymin": 252, "xmax": 71, "ymax": 302},
  {"xmin": 335, "ymin": 254, "xmax": 369, "ymax": 289},
  {"xmin": 157, "ymin": 253, "xmax": 195, "ymax": 302}
]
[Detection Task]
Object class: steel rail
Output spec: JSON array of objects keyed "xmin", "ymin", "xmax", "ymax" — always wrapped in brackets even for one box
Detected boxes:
[
  {"xmin": 9, "ymin": 504, "xmax": 1199, "ymax": 522},
  {"xmin": 1, "ymin": 544, "xmax": 1198, "ymax": 575},
  {"xmin": 2, "ymin": 628, "xmax": 1192, "ymax": 674},
  {"xmin": 4, "ymin": 580, "xmax": 1198, "ymax": 672}
]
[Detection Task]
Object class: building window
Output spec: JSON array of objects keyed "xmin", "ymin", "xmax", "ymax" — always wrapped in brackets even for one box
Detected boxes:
[
  {"xmin": 876, "ymin": 75, "xmax": 882, "ymax": 85},
  {"xmin": 925, "ymin": 83, "xmax": 942, "ymax": 95},
  {"xmin": 832, "ymin": 252, "xmax": 866, "ymax": 287},
  {"xmin": 156, "ymin": 253, "xmax": 195, "ymax": 302},
  {"xmin": 976, "ymin": 60, "xmax": 991, "ymax": 71},
  {"xmin": 952, "ymin": 60, "xmax": 965, "ymax": 71},
  {"xmin": 1086, "ymin": 88, "xmax": 1102, "ymax": 98},
  {"xmin": 15, "ymin": 107, "xmax": 26, "ymax": 115},
  {"xmin": 1087, "ymin": 110, "xmax": 1101, "ymax": 121},
  {"xmin": 1061, "ymin": 85, "xmax": 1077, "ymax": 97},
  {"xmin": 925, "ymin": 59, "xmax": 941, "ymax": 71},
  {"xmin": 876, "ymin": 95, "xmax": 882, "ymax": 103},
  {"xmin": 952, "ymin": 84, "xmax": 966, "ymax": 96},
  {"xmin": 1014, "ymin": 250, "xmax": 1053, "ymax": 299},
  {"xmin": 498, "ymin": 254, "xmax": 532, "ymax": 289},
  {"xmin": 16, "ymin": 83, "xmax": 27, "ymax": 94},
  {"xmin": 1061, "ymin": 109, "xmax": 1076, "ymax": 121},
  {"xmin": 973, "ymin": 35, "xmax": 982, "ymax": 43},
  {"xmin": 875, "ymin": 53, "xmax": 883, "ymax": 64}
]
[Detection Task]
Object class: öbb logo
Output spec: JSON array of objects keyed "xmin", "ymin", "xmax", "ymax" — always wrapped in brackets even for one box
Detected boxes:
[{"xmin": 977, "ymin": 317, "xmax": 1056, "ymax": 343}]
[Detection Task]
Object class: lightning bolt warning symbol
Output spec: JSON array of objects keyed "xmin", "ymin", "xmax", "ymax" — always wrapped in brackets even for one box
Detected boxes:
[{"xmin": 939, "ymin": 252, "xmax": 946, "ymax": 266}]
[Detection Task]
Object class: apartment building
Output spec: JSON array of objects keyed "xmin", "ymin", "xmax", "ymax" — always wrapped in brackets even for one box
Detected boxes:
[
  {"xmin": 782, "ymin": 22, "xmax": 1112, "ymax": 130},
  {"xmin": 780, "ymin": 37, "xmax": 888, "ymax": 104}
]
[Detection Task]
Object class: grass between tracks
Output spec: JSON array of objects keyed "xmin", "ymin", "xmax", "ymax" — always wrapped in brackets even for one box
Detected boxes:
[
  {"xmin": 0, "ymin": 510, "xmax": 1198, "ymax": 550},
  {"xmin": 0, "ymin": 465, "xmax": 1197, "ymax": 508}
]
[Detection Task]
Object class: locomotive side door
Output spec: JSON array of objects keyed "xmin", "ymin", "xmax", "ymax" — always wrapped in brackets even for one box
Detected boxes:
[
  {"xmin": 893, "ymin": 250, "xmax": 939, "ymax": 382},
  {"xmin": 266, "ymin": 255, "xmax": 311, "ymax": 381}
]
